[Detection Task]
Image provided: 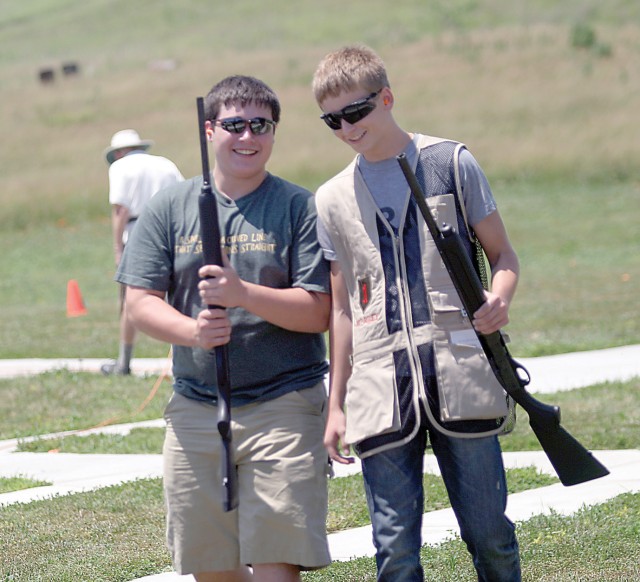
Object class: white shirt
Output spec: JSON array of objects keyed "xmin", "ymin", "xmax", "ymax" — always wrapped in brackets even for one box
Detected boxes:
[{"xmin": 108, "ymin": 150, "xmax": 184, "ymax": 218}]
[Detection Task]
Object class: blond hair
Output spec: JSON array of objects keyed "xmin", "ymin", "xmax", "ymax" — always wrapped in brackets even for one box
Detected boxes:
[{"xmin": 312, "ymin": 44, "xmax": 390, "ymax": 104}]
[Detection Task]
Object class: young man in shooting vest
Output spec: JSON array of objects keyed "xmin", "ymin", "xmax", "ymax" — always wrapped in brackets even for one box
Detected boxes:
[
  {"xmin": 313, "ymin": 44, "xmax": 522, "ymax": 581},
  {"xmin": 116, "ymin": 76, "xmax": 331, "ymax": 581}
]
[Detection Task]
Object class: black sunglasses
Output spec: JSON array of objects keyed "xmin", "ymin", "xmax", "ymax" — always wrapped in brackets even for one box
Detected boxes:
[
  {"xmin": 215, "ymin": 117, "xmax": 276, "ymax": 136},
  {"xmin": 320, "ymin": 90, "xmax": 382, "ymax": 130}
]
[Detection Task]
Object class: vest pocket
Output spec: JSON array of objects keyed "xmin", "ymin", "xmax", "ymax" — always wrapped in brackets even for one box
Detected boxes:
[
  {"xmin": 428, "ymin": 288, "xmax": 467, "ymax": 325},
  {"xmin": 433, "ymin": 336, "xmax": 508, "ymax": 421},
  {"xmin": 344, "ymin": 351, "xmax": 400, "ymax": 445},
  {"xmin": 428, "ymin": 288, "xmax": 508, "ymax": 421}
]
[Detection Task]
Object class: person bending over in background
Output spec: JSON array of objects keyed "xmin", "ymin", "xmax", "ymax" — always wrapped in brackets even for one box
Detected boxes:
[{"xmin": 102, "ymin": 128, "xmax": 184, "ymax": 375}]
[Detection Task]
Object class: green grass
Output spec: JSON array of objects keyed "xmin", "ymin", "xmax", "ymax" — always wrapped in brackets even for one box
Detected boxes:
[
  {"xmin": 16, "ymin": 427, "xmax": 166, "ymax": 454},
  {"xmin": 0, "ymin": 221, "xmax": 170, "ymax": 359},
  {"xmin": 5, "ymin": 373, "xmax": 637, "ymax": 450},
  {"xmin": 0, "ymin": 371, "xmax": 172, "ymax": 441},
  {"xmin": 304, "ymin": 493, "xmax": 640, "ymax": 581},
  {"xmin": 0, "ymin": 475, "xmax": 51, "ymax": 494},
  {"xmin": 501, "ymin": 379, "xmax": 640, "ymax": 451},
  {"xmin": 496, "ymin": 178, "xmax": 640, "ymax": 356},
  {"xmin": 0, "ymin": 479, "xmax": 169, "ymax": 582},
  {"xmin": 1, "ymin": 478, "xmax": 637, "ymax": 581},
  {"xmin": 2, "ymin": 357, "xmax": 636, "ymax": 580}
]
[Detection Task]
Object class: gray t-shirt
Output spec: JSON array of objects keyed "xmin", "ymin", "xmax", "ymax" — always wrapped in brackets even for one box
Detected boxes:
[
  {"xmin": 317, "ymin": 136, "xmax": 496, "ymax": 260},
  {"xmin": 116, "ymin": 173, "xmax": 330, "ymax": 406}
]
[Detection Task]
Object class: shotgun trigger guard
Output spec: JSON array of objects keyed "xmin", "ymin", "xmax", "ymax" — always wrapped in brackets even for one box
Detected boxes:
[{"xmin": 512, "ymin": 359, "xmax": 531, "ymax": 387}]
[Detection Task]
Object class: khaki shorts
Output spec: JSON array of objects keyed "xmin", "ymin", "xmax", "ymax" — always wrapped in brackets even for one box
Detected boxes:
[{"xmin": 163, "ymin": 384, "xmax": 331, "ymax": 575}]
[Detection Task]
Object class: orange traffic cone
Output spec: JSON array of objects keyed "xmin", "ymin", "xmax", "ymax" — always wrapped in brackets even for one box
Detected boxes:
[{"xmin": 66, "ymin": 279, "xmax": 87, "ymax": 317}]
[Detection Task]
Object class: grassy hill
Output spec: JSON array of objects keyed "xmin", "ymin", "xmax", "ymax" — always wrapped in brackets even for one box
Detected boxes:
[{"xmin": 0, "ymin": 0, "xmax": 638, "ymax": 358}]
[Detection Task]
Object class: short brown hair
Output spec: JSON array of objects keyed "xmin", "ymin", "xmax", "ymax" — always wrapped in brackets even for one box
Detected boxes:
[
  {"xmin": 312, "ymin": 44, "xmax": 390, "ymax": 104},
  {"xmin": 204, "ymin": 75, "xmax": 281, "ymax": 123}
]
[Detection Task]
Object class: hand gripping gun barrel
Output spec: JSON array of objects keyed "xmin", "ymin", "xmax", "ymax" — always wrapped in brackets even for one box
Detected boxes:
[{"xmin": 397, "ymin": 152, "xmax": 609, "ymax": 486}]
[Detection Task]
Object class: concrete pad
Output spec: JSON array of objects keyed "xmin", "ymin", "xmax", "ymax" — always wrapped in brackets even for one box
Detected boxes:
[
  {"xmin": 1, "ymin": 344, "xmax": 639, "ymax": 392},
  {"xmin": 0, "ymin": 357, "xmax": 171, "ymax": 379},
  {"xmin": 518, "ymin": 344, "xmax": 640, "ymax": 393},
  {"xmin": 0, "ymin": 453, "xmax": 163, "ymax": 506}
]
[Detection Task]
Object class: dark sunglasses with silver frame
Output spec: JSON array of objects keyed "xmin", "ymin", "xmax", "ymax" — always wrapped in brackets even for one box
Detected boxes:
[
  {"xmin": 320, "ymin": 89, "xmax": 382, "ymax": 130},
  {"xmin": 215, "ymin": 117, "xmax": 277, "ymax": 136}
]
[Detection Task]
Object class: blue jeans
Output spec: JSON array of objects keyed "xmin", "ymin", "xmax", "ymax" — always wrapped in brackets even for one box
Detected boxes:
[{"xmin": 361, "ymin": 428, "xmax": 521, "ymax": 581}]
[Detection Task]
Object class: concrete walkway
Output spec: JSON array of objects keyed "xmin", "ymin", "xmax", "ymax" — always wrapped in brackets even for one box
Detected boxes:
[
  {"xmin": 2, "ymin": 343, "xmax": 639, "ymax": 391},
  {"xmin": 0, "ymin": 345, "xmax": 639, "ymax": 581},
  {"xmin": 0, "ymin": 357, "xmax": 172, "ymax": 380}
]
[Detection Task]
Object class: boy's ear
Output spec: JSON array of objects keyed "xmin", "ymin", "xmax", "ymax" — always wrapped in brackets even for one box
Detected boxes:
[
  {"xmin": 381, "ymin": 88, "xmax": 393, "ymax": 108},
  {"xmin": 205, "ymin": 120, "xmax": 214, "ymax": 141}
]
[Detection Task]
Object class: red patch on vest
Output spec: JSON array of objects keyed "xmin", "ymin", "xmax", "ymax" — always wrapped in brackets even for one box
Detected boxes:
[{"xmin": 358, "ymin": 276, "xmax": 371, "ymax": 312}]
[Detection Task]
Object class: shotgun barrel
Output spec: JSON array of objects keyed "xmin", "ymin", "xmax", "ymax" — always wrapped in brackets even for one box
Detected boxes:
[{"xmin": 197, "ymin": 96, "xmax": 238, "ymax": 510}]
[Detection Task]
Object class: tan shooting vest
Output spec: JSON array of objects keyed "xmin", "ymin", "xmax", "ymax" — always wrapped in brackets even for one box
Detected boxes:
[{"xmin": 316, "ymin": 134, "xmax": 510, "ymax": 458}]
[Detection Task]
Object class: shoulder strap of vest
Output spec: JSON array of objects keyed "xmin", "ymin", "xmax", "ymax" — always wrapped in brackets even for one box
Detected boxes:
[
  {"xmin": 452, "ymin": 143, "xmax": 475, "ymax": 243},
  {"xmin": 453, "ymin": 143, "xmax": 490, "ymax": 289},
  {"xmin": 413, "ymin": 135, "xmax": 473, "ymax": 244}
]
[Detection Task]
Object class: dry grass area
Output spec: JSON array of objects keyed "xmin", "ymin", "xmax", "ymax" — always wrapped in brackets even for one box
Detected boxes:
[
  {"xmin": 2, "ymin": 22, "xmax": 638, "ymax": 229},
  {"xmin": 384, "ymin": 24, "xmax": 640, "ymax": 178},
  {"xmin": 1, "ymin": 7, "xmax": 638, "ymax": 357}
]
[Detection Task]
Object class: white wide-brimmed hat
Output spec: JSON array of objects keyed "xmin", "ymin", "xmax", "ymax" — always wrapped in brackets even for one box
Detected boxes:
[{"xmin": 104, "ymin": 129, "xmax": 154, "ymax": 164}]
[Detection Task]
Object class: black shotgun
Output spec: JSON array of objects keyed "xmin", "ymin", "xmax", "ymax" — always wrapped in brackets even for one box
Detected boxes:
[
  {"xmin": 196, "ymin": 96, "xmax": 238, "ymax": 510},
  {"xmin": 397, "ymin": 152, "xmax": 609, "ymax": 486}
]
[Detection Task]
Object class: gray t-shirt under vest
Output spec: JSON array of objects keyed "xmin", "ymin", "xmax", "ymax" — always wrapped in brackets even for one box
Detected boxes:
[
  {"xmin": 116, "ymin": 173, "xmax": 330, "ymax": 406},
  {"xmin": 317, "ymin": 135, "xmax": 497, "ymax": 260}
]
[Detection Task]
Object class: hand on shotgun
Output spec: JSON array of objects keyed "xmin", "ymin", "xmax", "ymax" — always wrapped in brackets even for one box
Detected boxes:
[
  {"xmin": 195, "ymin": 308, "xmax": 231, "ymax": 351},
  {"xmin": 198, "ymin": 251, "xmax": 246, "ymax": 309}
]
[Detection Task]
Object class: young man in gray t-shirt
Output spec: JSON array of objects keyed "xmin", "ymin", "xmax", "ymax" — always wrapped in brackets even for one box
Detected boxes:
[{"xmin": 117, "ymin": 75, "xmax": 331, "ymax": 581}]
